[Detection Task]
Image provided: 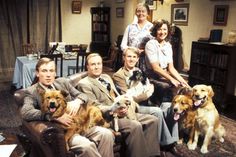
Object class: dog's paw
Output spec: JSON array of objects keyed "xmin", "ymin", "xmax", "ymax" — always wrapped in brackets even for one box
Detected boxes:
[
  {"xmin": 187, "ymin": 142, "xmax": 197, "ymax": 150},
  {"xmin": 200, "ymin": 146, "xmax": 208, "ymax": 154}
]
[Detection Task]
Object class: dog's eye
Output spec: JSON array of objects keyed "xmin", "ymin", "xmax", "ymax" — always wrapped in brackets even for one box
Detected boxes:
[
  {"xmin": 56, "ymin": 96, "xmax": 60, "ymax": 99},
  {"xmin": 46, "ymin": 96, "xmax": 50, "ymax": 99},
  {"xmin": 201, "ymin": 89, "xmax": 205, "ymax": 92}
]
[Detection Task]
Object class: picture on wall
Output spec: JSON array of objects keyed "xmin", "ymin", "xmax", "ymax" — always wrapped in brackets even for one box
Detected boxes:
[
  {"xmin": 171, "ymin": 3, "xmax": 189, "ymax": 26},
  {"xmin": 116, "ymin": 7, "xmax": 124, "ymax": 18},
  {"xmin": 213, "ymin": 5, "xmax": 229, "ymax": 26},
  {"xmin": 145, "ymin": 0, "xmax": 157, "ymax": 10},
  {"xmin": 72, "ymin": 1, "xmax": 82, "ymax": 14}
]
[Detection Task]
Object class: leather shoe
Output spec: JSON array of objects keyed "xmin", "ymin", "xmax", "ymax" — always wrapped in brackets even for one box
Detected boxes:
[{"xmin": 168, "ymin": 146, "xmax": 183, "ymax": 157}]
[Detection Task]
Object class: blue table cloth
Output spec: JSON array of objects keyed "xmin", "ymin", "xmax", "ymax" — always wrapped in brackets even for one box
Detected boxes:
[{"xmin": 12, "ymin": 56, "xmax": 76, "ymax": 89}]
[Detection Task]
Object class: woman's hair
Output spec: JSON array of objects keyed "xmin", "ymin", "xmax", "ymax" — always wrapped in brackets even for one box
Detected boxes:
[
  {"xmin": 150, "ymin": 19, "xmax": 171, "ymax": 41},
  {"xmin": 35, "ymin": 57, "xmax": 54, "ymax": 72},
  {"xmin": 123, "ymin": 47, "xmax": 140, "ymax": 57},
  {"xmin": 136, "ymin": 3, "xmax": 150, "ymax": 15}
]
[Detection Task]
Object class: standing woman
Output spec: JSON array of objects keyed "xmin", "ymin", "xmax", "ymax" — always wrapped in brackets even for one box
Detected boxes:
[
  {"xmin": 145, "ymin": 19, "xmax": 189, "ymax": 103},
  {"xmin": 120, "ymin": 3, "xmax": 153, "ymax": 70}
]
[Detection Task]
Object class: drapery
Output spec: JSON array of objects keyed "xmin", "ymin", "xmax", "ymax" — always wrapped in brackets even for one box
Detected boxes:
[{"xmin": 0, "ymin": 0, "xmax": 61, "ymax": 80}]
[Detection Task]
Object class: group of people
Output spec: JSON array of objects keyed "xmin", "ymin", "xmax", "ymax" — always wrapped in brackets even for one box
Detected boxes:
[{"xmin": 20, "ymin": 2, "xmax": 189, "ymax": 157}]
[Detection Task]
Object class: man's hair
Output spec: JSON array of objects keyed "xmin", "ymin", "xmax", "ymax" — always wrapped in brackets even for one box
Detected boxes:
[
  {"xmin": 36, "ymin": 57, "xmax": 54, "ymax": 72},
  {"xmin": 123, "ymin": 47, "xmax": 140, "ymax": 57},
  {"xmin": 86, "ymin": 53, "xmax": 102, "ymax": 65},
  {"xmin": 150, "ymin": 19, "xmax": 171, "ymax": 41}
]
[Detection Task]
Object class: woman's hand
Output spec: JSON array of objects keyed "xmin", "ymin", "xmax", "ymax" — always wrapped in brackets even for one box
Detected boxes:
[{"xmin": 170, "ymin": 79, "xmax": 181, "ymax": 87}]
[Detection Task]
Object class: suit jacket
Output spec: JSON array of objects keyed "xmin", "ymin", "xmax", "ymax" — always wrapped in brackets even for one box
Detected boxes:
[
  {"xmin": 21, "ymin": 77, "xmax": 88, "ymax": 121},
  {"xmin": 77, "ymin": 73, "xmax": 119, "ymax": 112},
  {"xmin": 113, "ymin": 67, "xmax": 150, "ymax": 103}
]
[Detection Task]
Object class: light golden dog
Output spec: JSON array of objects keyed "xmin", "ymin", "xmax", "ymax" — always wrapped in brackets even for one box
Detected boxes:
[
  {"xmin": 41, "ymin": 90, "xmax": 109, "ymax": 149},
  {"xmin": 172, "ymin": 94, "xmax": 196, "ymax": 145},
  {"xmin": 187, "ymin": 84, "xmax": 225, "ymax": 154},
  {"xmin": 110, "ymin": 95, "xmax": 139, "ymax": 131}
]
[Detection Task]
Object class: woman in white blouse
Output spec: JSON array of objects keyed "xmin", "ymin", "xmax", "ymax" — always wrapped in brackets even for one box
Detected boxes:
[
  {"xmin": 145, "ymin": 19, "xmax": 189, "ymax": 103},
  {"xmin": 121, "ymin": 3, "xmax": 153, "ymax": 54}
]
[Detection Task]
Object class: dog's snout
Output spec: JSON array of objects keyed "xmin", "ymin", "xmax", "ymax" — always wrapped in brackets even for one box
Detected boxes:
[
  {"xmin": 173, "ymin": 107, "xmax": 178, "ymax": 113},
  {"xmin": 49, "ymin": 102, "xmax": 56, "ymax": 108}
]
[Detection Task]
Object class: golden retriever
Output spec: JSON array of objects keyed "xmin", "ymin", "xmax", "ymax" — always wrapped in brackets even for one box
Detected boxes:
[
  {"xmin": 172, "ymin": 93, "xmax": 196, "ymax": 145},
  {"xmin": 41, "ymin": 90, "xmax": 109, "ymax": 149},
  {"xmin": 187, "ymin": 84, "xmax": 225, "ymax": 154}
]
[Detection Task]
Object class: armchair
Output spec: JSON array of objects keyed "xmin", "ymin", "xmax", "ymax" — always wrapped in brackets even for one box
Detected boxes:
[{"xmin": 14, "ymin": 72, "xmax": 123, "ymax": 157}]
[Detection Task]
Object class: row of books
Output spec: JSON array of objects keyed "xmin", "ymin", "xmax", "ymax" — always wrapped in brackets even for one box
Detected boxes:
[
  {"xmin": 190, "ymin": 64, "xmax": 227, "ymax": 85},
  {"xmin": 94, "ymin": 34, "xmax": 108, "ymax": 42},
  {"xmin": 191, "ymin": 49, "xmax": 228, "ymax": 68},
  {"xmin": 93, "ymin": 23, "xmax": 108, "ymax": 32},
  {"xmin": 92, "ymin": 14, "xmax": 109, "ymax": 22}
]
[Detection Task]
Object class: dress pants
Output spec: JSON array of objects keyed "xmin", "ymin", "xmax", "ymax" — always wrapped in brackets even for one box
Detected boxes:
[
  {"xmin": 69, "ymin": 126, "xmax": 115, "ymax": 157},
  {"xmin": 138, "ymin": 102, "xmax": 179, "ymax": 146},
  {"xmin": 117, "ymin": 113, "xmax": 160, "ymax": 157}
]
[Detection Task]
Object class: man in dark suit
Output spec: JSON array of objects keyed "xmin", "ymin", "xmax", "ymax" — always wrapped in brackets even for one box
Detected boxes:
[
  {"xmin": 78, "ymin": 53, "xmax": 160, "ymax": 157},
  {"xmin": 21, "ymin": 57, "xmax": 115, "ymax": 157}
]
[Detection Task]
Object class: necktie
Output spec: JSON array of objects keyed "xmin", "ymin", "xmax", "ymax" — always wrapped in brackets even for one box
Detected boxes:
[{"xmin": 98, "ymin": 78, "xmax": 116, "ymax": 99}]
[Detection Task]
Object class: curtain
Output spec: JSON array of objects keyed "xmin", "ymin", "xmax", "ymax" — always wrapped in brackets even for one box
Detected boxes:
[{"xmin": 0, "ymin": 0, "xmax": 61, "ymax": 80}]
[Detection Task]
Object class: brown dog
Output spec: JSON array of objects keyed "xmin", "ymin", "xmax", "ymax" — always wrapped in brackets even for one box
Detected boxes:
[
  {"xmin": 172, "ymin": 93, "xmax": 196, "ymax": 145},
  {"xmin": 187, "ymin": 84, "xmax": 225, "ymax": 154},
  {"xmin": 41, "ymin": 90, "xmax": 109, "ymax": 149}
]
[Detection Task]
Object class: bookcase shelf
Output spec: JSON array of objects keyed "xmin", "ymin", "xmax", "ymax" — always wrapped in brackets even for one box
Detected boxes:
[
  {"xmin": 189, "ymin": 41, "xmax": 236, "ymax": 108},
  {"xmin": 90, "ymin": 7, "xmax": 110, "ymax": 57}
]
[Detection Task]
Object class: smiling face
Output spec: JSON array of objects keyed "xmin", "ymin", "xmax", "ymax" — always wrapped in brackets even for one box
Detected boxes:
[
  {"xmin": 36, "ymin": 61, "xmax": 56, "ymax": 86},
  {"xmin": 135, "ymin": 4, "xmax": 149, "ymax": 22},
  {"xmin": 192, "ymin": 85, "xmax": 214, "ymax": 107},
  {"xmin": 87, "ymin": 54, "xmax": 103, "ymax": 78},
  {"xmin": 156, "ymin": 23, "xmax": 169, "ymax": 43},
  {"xmin": 123, "ymin": 48, "xmax": 139, "ymax": 70}
]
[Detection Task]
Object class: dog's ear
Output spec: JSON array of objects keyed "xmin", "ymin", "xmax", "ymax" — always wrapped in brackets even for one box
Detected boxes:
[
  {"xmin": 207, "ymin": 86, "xmax": 214, "ymax": 98},
  {"xmin": 177, "ymin": 86, "xmax": 192, "ymax": 97}
]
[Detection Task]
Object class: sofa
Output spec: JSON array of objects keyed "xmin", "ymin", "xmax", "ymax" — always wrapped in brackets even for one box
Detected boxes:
[{"xmin": 14, "ymin": 72, "xmax": 124, "ymax": 157}]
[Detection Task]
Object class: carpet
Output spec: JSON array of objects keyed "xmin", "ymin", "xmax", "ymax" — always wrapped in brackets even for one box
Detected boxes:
[{"xmin": 0, "ymin": 90, "xmax": 236, "ymax": 157}]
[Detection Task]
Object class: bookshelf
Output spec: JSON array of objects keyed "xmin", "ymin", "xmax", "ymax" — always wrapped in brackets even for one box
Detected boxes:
[
  {"xmin": 90, "ymin": 7, "xmax": 110, "ymax": 57},
  {"xmin": 189, "ymin": 41, "xmax": 236, "ymax": 108}
]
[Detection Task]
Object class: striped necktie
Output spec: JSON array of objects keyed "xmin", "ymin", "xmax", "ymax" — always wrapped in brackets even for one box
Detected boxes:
[{"xmin": 98, "ymin": 77, "xmax": 116, "ymax": 99}]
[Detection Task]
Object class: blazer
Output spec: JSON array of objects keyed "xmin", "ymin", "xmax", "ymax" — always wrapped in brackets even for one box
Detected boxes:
[
  {"xmin": 113, "ymin": 67, "xmax": 150, "ymax": 103},
  {"xmin": 77, "ymin": 73, "xmax": 119, "ymax": 112},
  {"xmin": 21, "ymin": 77, "xmax": 88, "ymax": 121}
]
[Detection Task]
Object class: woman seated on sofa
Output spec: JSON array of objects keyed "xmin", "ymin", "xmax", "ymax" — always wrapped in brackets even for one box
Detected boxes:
[{"xmin": 145, "ymin": 19, "xmax": 189, "ymax": 104}]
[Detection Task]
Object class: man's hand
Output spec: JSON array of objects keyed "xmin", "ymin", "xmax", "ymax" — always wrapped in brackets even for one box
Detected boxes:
[
  {"xmin": 67, "ymin": 98, "xmax": 83, "ymax": 116},
  {"xmin": 56, "ymin": 113, "xmax": 73, "ymax": 127}
]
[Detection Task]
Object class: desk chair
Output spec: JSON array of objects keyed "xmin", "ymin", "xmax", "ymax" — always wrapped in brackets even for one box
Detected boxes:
[
  {"xmin": 40, "ymin": 54, "xmax": 63, "ymax": 77},
  {"xmin": 67, "ymin": 51, "xmax": 89, "ymax": 76}
]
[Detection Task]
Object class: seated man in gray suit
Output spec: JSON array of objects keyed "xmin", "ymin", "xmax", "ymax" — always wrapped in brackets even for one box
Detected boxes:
[
  {"xmin": 77, "ymin": 53, "xmax": 160, "ymax": 157},
  {"xmin": 20, "ymin": 57, "xmax": 115, "ymax": 157},
  {"xmin": 113, "ymin": 47, "xmax": 181, "ymax": 156}
]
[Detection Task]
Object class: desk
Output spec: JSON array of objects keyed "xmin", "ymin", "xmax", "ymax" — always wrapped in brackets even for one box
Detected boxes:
[{"xmin": 12, "ymin": 56, "xmax": 77, "ymax": 89}]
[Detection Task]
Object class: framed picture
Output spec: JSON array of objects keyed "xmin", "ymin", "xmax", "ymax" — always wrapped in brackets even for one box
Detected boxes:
[
  {"xmin": 116, "ymin": 7, "xmax": 124, "ymax": 18},
  {"xmin": 171, "ymin": 3, "xmax": 189, "ymax": 26},
  {"xmin": 145, "ymin": 0, "xmax": 157, "ymax": 10},
  {"xmin": 72, "ymin": 1, "xmax": 82, "ymax": 14},
  {"xmin": 213, "ymin": 5, "xmax": 229, "ymax": 26},
  {"xmin": 116, "ymin": 0, "xmax": 125, "ymax": 3}
]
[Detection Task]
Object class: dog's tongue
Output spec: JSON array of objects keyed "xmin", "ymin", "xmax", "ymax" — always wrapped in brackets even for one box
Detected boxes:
[
  {"xmin": 174, "ymin": 113, "xmax": 180, "ymax": 121},
  {"xmin": 50, "ymin": 108, "xmax": 56, "ymax": 113},
  {"xmin": 194, "ymin": 100, "xmax": 202, "ymax": 106}
]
